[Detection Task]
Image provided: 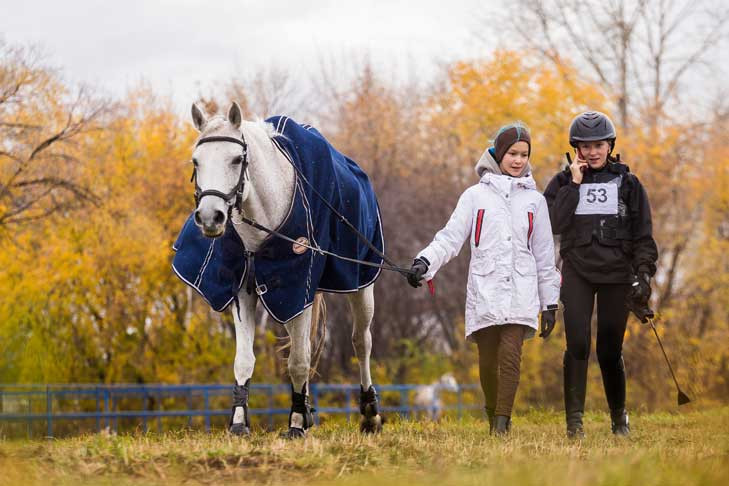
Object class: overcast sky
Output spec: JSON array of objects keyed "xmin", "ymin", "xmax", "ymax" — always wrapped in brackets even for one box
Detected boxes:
[
  {"xmin": 4, "ymin": 0, "xmax": 726, "ymax": 120},
  {"xmin": 3, "ymin": 0, "xmax": 495, "ymax": 114}
]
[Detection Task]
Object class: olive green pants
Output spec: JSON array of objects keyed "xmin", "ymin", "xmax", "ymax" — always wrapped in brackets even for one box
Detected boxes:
[{"xmin": 473, "ymin": 324, "xmax": 527, "ymax": 417}]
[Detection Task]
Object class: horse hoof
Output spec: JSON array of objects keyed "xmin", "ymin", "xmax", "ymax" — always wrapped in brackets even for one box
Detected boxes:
[
  {"xmin": 229, "ymin": 423, "xmax": 250, "ymax": 436},
  {"xmin": 281, "ymin": 427, "xmax": 307, "ymax": 439},
  {"xmin": 359, "ymin": 414, "xmax": 384, "ymax": 434}
]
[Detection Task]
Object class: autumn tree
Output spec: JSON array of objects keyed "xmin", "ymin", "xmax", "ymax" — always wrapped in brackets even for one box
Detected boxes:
[
  {"xmin": 0, "ymin": 41, "xmax": 108, "ymax": 231},
  {"xmin": 503, "ymin": 0, "xmax": 729, "ymax": 127}
]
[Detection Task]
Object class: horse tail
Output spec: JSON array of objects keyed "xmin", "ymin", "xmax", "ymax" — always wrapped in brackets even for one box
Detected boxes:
[{"xmin": 309, "ymin": 292, "xmax": 327, "ymax": 379}]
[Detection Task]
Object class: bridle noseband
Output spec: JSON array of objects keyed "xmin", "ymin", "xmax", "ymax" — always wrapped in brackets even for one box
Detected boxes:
[{"xmin": 191, "ymin": 135, "xmax": 249, "ymax": 214}]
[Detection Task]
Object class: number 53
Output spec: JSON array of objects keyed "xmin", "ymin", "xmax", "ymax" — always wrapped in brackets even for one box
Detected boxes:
[{"xmin": 586, "ymin": 188, "xmax": 608, "ymax": 203}]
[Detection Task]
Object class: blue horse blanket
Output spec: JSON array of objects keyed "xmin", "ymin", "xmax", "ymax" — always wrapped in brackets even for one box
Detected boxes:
[{"xmin": 172, "ymin": 116, "xmax": 384, "ymax": 323}]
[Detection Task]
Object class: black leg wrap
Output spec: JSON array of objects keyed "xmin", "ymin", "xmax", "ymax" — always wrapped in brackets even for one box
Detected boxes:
[
  {"xmin": 360, "ymin": 385, "xmax": 380, "ymax": 416},
  {"xmin": 282, "ymin": 384, "xmax": 315, "ymax": 439},
  {"xmin": 229, "ymin": 379, "xmax": 251, "ymax": 436},
  {"xmin": 359, "ymin": 385, "xmax": 385, "ymax": 434},
  {"xmin": 291, "ymin": 384, "xmax": 315, "ymax": 428}
]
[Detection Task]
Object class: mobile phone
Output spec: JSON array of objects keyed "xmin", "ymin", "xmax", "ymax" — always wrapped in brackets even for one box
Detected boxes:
[{"xmin": 576, "ymin": 149, "xmax": 587, "ymax": 171}]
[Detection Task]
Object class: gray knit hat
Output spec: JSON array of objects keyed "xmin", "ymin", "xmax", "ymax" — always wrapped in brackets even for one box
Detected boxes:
[{"xmin": 492, "ymin": 123, "xmax": 531, "ymax": 163}]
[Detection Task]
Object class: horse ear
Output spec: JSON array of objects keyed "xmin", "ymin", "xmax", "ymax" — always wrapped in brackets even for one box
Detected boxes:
[
  {"xmin": 191, "ymin": 103, "xmax": 207, "ymax": 131},
  {"xmin": 228, "ymin": 102, "xmax": 242, "ymax": 130}
]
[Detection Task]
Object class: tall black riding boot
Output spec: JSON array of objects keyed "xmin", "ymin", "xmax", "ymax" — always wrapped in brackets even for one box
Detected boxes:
[
  {"xmin": 564, "ymin": 351, "xmax": 588, "ymax": 439},
  {"xmin": 610, "ymin": 408, "xmax": 630, "ymax": 436},
  {"xmin": 599, "ymin": 355, "xmax": 629, "ymax": 436}
]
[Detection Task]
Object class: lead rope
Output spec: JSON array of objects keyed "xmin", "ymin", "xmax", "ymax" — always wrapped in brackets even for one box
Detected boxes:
[{"xmin": 231, "ymin": 212, "xmax": 415, "ymax": 276}]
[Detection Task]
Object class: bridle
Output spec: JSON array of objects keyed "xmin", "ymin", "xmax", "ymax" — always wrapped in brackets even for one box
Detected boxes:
[{"xmin": 191, "ymin": 135, "xmax": 249, "ymax": 214}]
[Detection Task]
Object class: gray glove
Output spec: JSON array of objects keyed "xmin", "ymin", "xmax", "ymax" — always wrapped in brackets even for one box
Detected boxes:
[{"xmin": 407, "ymin": 257, "xmax": 429, "ymax": 288}]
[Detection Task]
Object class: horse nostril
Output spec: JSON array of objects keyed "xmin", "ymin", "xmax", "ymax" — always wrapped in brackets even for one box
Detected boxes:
[
  {"xmin": 194, "ymin": 210, "xmax": 203, "ymax": 226},
  {"xmin": 213, "ymin": 210, "xmax": 226, "ymax": 225}
]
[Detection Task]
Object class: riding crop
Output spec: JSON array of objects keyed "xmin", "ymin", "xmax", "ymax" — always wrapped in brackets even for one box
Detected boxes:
[{"xmin": 647, "ymin": 317, "xmax": 691, "ymax": 406}]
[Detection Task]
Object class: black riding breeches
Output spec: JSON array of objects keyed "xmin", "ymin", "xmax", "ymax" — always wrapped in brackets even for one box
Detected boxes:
[{"xmin": 561, "ymin": 261, "xmax": 631, "ymax": 412}]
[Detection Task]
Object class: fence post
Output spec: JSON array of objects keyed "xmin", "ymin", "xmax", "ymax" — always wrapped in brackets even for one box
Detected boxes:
[
  {"xmin": 142, "ymin": 388, "xmax": 149, "ymax": 434},
  {"xmin": 203, "ymin": 387, "xmax": 210, "ymax": 433},
  {"xmin": 187, "ymin": 387, "xmax": 193, "ymax": 428},
  {"xmin": 95, "ymin": 387, "xmax": 101, "ymax": 432},
  {"xmin": 157, "ymin": 391, "xmax": 163, "ymax": 433},
  {"xmin": 345, "ymin": 389, "xmax": 352, "ymax": 423},
  {"xmin": 27, "ymin": 395, "xmax": 32, "ymax": 439},
  {"xmin": 310, "ymin": 383, "xmax": 319, "ymax": 425},
  {"xmin": 267, "ymin": 385, "xmax": 274, "ymax": 430},
  {"xmin": 103, "ymin": 388, "xmax": 110, "ymax": 431},
  {"xmin": 46, "ymin": 386, "xmax": 53, "ymax": 438},
  {"xmin": 401, "ymin": 389, "xmax": 409, "ymax": 419},
  {"xmin": 112, "ymin": 395, "xmax": 118, "ymax": 433}
]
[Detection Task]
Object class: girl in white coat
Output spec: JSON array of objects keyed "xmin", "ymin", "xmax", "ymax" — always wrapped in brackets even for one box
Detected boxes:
[{"xmin": 408, "ymin": 123, "xmax": 561, "ymax": 435}]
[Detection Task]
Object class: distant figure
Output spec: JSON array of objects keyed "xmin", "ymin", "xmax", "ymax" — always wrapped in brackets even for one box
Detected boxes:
[{"xmin": 413, "ymin": 373, "xmax": 459, "ymax": 420}]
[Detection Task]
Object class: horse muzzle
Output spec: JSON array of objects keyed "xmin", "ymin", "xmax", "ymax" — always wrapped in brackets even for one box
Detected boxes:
[{"xmin": 194, "ymin": 205, "xmax": 227, "ymax": 238}]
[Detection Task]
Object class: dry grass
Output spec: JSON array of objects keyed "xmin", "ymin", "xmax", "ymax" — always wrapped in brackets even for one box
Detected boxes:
[{"xmin": 1, "ymin": 408, "xmax": 728, "ymax": 485}]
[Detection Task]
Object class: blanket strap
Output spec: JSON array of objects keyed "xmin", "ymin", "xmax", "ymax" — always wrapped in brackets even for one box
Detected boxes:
[{"xmin": 244, "ymin": 251, "xmax": 256, "ymax": 295}]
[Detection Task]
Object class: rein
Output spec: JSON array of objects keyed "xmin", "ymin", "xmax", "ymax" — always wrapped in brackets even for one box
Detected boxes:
[{"xmin": 233, "ymin": 213, "xmax": 415, "ymax": 277}]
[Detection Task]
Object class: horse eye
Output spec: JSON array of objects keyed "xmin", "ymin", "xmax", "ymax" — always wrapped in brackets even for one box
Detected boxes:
[{"xmin": 232, "ymin": 155, "xmax": 243, "ymax": 165}]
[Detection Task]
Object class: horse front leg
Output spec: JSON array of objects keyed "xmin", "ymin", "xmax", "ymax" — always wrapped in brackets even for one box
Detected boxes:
[
  {"xmin": 348, "ymin": 285, "xmax": 383, "ymax": 434},
  {"xmin": 230, "ymin": 290, "xmax": 258, "ymax": 436},
  {"xmin": 283, "ymin": 309, "xmax": 314, "ymax": 438}
]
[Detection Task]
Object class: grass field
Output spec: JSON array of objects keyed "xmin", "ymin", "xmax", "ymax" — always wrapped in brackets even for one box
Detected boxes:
[{"xmin": 1, "ymin": 408, "xmax": 727, "ymax": 486}]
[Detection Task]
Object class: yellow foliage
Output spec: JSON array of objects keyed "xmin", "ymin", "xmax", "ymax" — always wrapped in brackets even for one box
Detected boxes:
[
  {"xmin": 431, "ymin": 51, "xmax": 608, "ymax": 187},
  {"xmin": 1, "ymin": 47, "xmax": 727, "ymax": 410}
]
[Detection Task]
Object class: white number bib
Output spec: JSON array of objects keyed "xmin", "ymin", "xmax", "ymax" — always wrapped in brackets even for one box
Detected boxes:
[{"xmin": 575, "ymin": 183, "xmax": 618, "ymax": 215}]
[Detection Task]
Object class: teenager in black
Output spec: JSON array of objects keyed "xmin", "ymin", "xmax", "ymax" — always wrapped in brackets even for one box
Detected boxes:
[{"xmin": 544, "ymin": 111, "xmax": 658, "ymax": 438}]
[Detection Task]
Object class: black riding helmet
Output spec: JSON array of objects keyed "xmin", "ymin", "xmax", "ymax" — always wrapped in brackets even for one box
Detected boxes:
[{"xmin": 569, "ymin": 111, "xmax": 616, "ymax": 151}]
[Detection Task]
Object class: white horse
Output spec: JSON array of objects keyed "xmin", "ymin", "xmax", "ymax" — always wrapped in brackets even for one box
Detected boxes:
[
  {"xmin": 189, "ymin": 102, "xmax": 383, "ymax": 438},
  {"xmin": 413, "ymin": 373, "xmax": 459, "ymax": 420}
]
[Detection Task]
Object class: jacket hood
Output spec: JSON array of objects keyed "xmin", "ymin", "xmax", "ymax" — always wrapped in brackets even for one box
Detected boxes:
[{"xmin": 475, "ymin": 147, "xmax": 533, "ymax": 178}]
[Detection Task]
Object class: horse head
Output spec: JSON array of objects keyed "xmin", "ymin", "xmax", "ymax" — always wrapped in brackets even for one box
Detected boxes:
[{"xmin": 190, "ymin": 101, "xmax": 251, "ymax": 237}]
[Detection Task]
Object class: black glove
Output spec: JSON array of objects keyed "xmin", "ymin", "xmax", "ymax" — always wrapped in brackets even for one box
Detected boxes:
[
  {"xmin": 539, "ymin": 305, "xmax": 558, "ymax": 338},
  {"xmin": 627, "ymin": 273, "xmax": 654, "ymax": 323},
  {"xmin": 628, "ymin": 302, "xmax": 654, "ymax": 323},
  {"xmin": 407, "ymin": 257, "xmax": 429, "ymax": 288},
  {"xmin": 630, "ymin": 273, "xmax": 651, "ymax": 304}
]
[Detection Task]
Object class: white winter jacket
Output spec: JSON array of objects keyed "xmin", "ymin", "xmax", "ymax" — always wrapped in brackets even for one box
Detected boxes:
[{"xmin": 417, "ymin": 149, "xmax": 561, "ymax": 340}]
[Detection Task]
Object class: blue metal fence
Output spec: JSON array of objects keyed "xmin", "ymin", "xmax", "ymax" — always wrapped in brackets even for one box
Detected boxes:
[{"xmin": 0, "ymin": 383, "xmax": 482, "ymax": 438}]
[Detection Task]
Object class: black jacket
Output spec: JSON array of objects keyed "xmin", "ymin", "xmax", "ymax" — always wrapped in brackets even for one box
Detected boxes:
[{"xmin": 544, "ymin": 160, "xmax": 658, "ymax": 283}]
